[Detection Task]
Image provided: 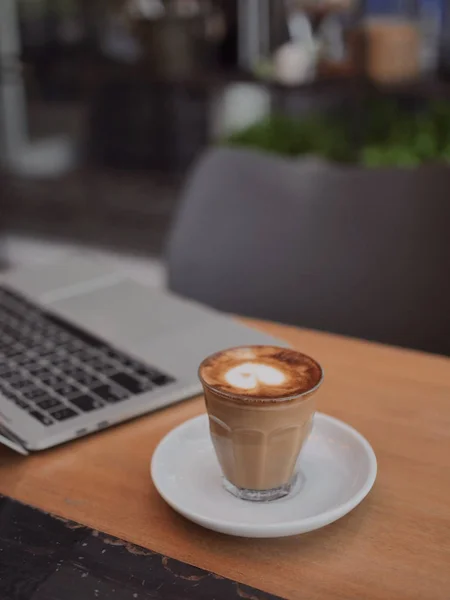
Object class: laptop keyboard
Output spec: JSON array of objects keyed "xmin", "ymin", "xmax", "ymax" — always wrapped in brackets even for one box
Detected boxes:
[{"xmin": 0, "ymin": 285, "xmax": 176, "ymax": 427}]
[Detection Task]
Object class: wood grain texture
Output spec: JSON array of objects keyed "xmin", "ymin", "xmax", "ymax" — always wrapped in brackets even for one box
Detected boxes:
[{"xmin": 1, "ymin": 319, "xmax": 450, "ymax": 600}]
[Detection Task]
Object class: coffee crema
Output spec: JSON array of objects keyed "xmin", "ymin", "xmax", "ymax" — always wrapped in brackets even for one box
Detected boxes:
[{"xmin": 199, "ymin": 346, "xmax": 322, "ymax": 402}]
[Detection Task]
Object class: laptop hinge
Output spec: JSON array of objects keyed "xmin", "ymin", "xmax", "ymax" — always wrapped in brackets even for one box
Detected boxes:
[{"xmin": 0, "ymin": 424, "xmax": 29, "ymax": 455}]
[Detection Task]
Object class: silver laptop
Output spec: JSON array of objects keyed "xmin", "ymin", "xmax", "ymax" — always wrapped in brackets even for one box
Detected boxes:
[{"xmin": 0, "ymin": 257, "xmax": 282, "ymax": 455}]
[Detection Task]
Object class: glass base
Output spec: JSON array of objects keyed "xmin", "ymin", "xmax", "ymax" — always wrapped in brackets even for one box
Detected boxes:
[{"xmin": 223, "ymin": 474, "xmax": 297, "ymax": 502}]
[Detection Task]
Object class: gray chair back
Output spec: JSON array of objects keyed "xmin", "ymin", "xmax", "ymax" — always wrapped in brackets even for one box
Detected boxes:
[{"xmin": 167, "ymin": 148, "xmax": 450, "ymax": 355}]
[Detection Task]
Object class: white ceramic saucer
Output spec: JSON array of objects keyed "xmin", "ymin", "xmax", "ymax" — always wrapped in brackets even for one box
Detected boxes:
[{"xmin": 151, "ymin": 413, "xmax": 377, "ymax": 538}]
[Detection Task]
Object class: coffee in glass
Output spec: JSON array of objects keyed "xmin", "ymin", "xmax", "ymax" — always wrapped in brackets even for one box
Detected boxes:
[{"xmin": 199, "ymin": 346, "xmax": 323, "ymax": 502}]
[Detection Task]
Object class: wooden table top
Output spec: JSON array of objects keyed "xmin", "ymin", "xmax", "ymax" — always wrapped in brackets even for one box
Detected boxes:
[{"xmin": 1, "ymin": 319, "xmax": 449, "ymax": 600}]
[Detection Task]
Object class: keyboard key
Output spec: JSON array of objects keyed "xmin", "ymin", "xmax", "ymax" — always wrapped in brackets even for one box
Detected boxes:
[
  {"xmin": 35, "ymin": 397, "xmax": 63, "ymax": 411},
  {"xmin": 50, "ymin": 332, "xmax": 73, "ymax": 344},
  {"xmin": 39, "ymin": 374, "xmax": 67, "ymax": 388},
  {"xmin": 60, "ymin": 339, "xmax": 85, "ymax": 352},
  {"xmin": 54, "ymin": 361, "xmax": 78, "ymax": 374},
  {"xmin": 8, "ymin": 377, "xmax": 36, "ymax": 391},
  {"xmin": 133, "ymin": 366, "xmax": 162, "ymax": 378},
  {"xmin": 71, "ymin": 371, "xmax": 101, "ymax": 387},
  {"xmin": 33, "ymin": 369, "xmax": 55, "ymax": 382},
  {"xmin": 32, "ymin": 346, "xmax": 56, "ymax": 359},
  {"xmin": 64, "ymin": 367, "xmax": 87, "ymax": 378},
  {"xmin": 15, "ymin": 356, "xmax": 37, "ymax": 368},
  {"xmin": 11, "ymin": 352, "xmax": 33, "ymax": 365},
  {"xmin": 44, "ymin": 313, "xmax": 104, "ymax": 349},
  {"xmin": 117, "ymin": 357, "xmax": 141, "ymax": 371},
  {"xmin": 152, "ymin": 374, "xmax": 176, "ymax": 387},
  {"xmin": 100, "ymin": 347, "xmax": 137, "ymax": 367},
  {"xmin": 3, "ymin": 331, "xmax": 19, "ymax": 342},
  {"xmin": 96, "ymin": 363, "xmax": 120, "ymax": 377},
  {"xmin": 0, "ymin": 331, "xmax": 11, "ymax": 344},
  {"xmin": 53, "ymin": 382, "xmax": 82, "ymax": 399},
  {"xmin": 49, "ymin": 354, "xmax": 71, "ymax": 366},
  {"xmin": 0, "ymin": 375, "xmax": 9, "ymax": 392},
  {"xmin": 83, "ymin": 355, "xmax": 112, "ymax": 370},
  {"xmin": 91, "ymin": 384, "xmax": 129, "ymax": 403},
  {"xmin": 71, "ymin": 349, "xmax": 96, "ymax": 362},
  {"xmin": 51, "ymin": 407, "xmax": 77, "ymax": 421},
  {"xmin": 13, "ymin": 331, "xmax": 32, "ymax": 344},
  {"xmin": 29, "ymin": 410, "xmax": 53, "ymax": 426},
  {"xmin": 8, "ymin": 351, "xmax": 28, "ymax": 363},
  {"xmin": 20, "ymin": 361, "xmax": 43, "ymax": 373},
  {"xmin": 109, "ymin": 372, "xmax": 142, "ymax": 394},
  {"xmin": 0, "ymin": 366, "xmax": 15, "ymax": 377},
  {"xmin": 136, "ymin": 379, "xmax": 154, "ymax": 393},
  {"xmin": 70, "ymin": 394, "xmax": 103, "ymax": 412},
  {"xmin": 21, "ymin": 387, "xmax": 50, "ymax": 401},
  {"xmin": 13, "ymin": 397, "xmax": 30, "ymax": 410}
]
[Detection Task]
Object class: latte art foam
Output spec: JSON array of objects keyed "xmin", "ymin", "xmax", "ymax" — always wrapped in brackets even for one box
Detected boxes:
[
  {"xmin": 225, "ymin": 363, "xmax": 286, "ymax": 389},
  {"xmin": 199, "ymin": 346, "xmax": 323, "ymax": 402}
]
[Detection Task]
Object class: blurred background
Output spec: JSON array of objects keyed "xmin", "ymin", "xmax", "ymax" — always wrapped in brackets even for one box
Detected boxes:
[{"xmin": 1, "ymin": 0, "xmax": 449, "ymax": 353}]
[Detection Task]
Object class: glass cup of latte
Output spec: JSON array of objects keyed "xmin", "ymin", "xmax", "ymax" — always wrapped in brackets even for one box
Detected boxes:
[{"xmin": 199, "ymin": 346, "xmax": 323, "ymax": 502}]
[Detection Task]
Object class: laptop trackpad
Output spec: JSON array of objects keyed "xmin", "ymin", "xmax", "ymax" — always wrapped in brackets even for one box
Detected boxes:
[{"xmin": 48, "ymin": 280, "xmax": 212, "ymax": 346}]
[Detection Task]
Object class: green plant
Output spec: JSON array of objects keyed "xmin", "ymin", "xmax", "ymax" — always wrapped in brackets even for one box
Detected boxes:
[
  {"xmin": 225, "ymin": 99, "xmax": 450, "ymax": 168},
  {"xmin": 226, "ymin": 114, "xmax": 354, "ymax": 163}
]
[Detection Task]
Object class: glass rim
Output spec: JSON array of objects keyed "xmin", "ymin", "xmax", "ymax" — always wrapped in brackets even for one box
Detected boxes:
[{"xmin": 198, "ymin": 345, "xmax": 324, "ymax": 403}]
